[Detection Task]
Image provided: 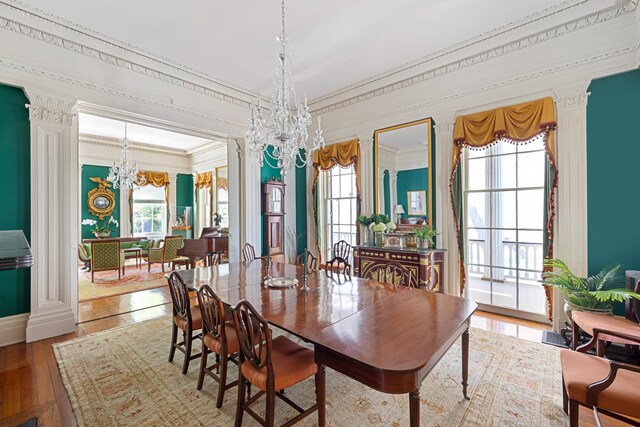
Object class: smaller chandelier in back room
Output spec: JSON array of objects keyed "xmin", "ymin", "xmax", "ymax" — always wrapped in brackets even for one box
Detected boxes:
[
  {"xmin": 245, "ymin": 0, "xmax": 325, "ymax": 176},
  {"xmin": 107, "ymin": 123, "xmax": 146, "ymax": 191}
]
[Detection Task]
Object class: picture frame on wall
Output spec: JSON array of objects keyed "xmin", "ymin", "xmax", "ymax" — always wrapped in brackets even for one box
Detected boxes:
[{"xmin": 407, "ymin": 190, "xmax": 427, "ymax": 215}]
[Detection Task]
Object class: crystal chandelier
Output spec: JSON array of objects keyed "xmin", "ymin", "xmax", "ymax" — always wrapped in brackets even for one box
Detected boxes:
[
  {"xmin": 245, "ymin": 0, "xmax": 325, "ymax": 176},
  {"xmin": 107, "ymin": 123, "xmax": 146, "ymax": 190}
]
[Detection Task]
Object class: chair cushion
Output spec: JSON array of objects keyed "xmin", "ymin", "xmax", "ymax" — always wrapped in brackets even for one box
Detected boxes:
[
  {"xmin": 120, "ymin": 242, "xmax": 134, "ymax": 249},
  {"xmin": 240, "ymin": 335, "xmax": 316, "ymax": 391},
  {"xmin": 203, "ymin": 322, "xmax": 240, "ymax": 355},
  {"xmin": 561, "ymin": 349, "xmax": 640, "ymax": 418},
  {"xmin": 137, "ymin": 240, "xmax": 151, "ymax": 251},
  {"xmin": 572, "ymin": 311, "xmax": 640, "ymax": 345},
  {"xmin": 173, "ymin": 306, "xmax": 203, "ymax": 331}
]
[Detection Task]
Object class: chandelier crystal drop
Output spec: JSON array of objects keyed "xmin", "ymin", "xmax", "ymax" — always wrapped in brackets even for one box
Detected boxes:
[
  {"xmin": 107, "ymin": 123, "xmax": 146, "ymax": 190},
  {"xmin": 245, "ymin": 0, "xmax": 324, "ymax": 176}
]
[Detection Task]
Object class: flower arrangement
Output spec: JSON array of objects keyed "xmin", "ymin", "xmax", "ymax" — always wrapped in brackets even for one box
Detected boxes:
[
  {"xmin": 369, "ymin": 222, "xmax": 387, "ymax": 233},
  {"xmin": 82, "ymin": 216, "xmax": 119, "ymax": 236},
  {"xmin": 413, "ymin": 224, "xmax": 439, "ymax": 247},
  {"xmin": 358, "ymin": 213, "xmax": 394, "ymax": 232}
]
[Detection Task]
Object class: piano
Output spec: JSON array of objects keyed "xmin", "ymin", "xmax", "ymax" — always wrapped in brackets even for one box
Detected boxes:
[{"xmin": 176, "ymin": 227, "xmax": 229, "ymax": 267}]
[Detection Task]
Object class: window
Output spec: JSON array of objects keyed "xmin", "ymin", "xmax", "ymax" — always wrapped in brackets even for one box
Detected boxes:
[
  {"xmin": 132, "ymin": 185, "xmax": 167, "ymax": 238},
  {"xmin": 464, "ymin": 136, "xmax": 547, "ymax": 317},
  {"xmin": 217, "ymin": 187, "xmax": 229, "ymax": 228},
  {"xmin": 323, "ymin": 165, "xmax": 357, "ymax": 261}
]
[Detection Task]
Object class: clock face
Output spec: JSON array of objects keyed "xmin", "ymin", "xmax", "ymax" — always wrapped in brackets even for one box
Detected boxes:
[{"xmin": 93, "ymin": 196, "xmax": 111, "ymax": 210}]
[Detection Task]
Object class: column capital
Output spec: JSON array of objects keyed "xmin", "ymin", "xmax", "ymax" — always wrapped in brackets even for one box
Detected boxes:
[
  {"xmin": 24, "ymin": 90, "xmax": 77, "ymax": 126},
  {"xmin": 553, "ymin": 83, "xmax": 591, "ymax": 110},
  {"xmin": 388, "ymin": 169, "xmax": 398, "ymax": 181},
  {"xmin": 358, "ymin": 131, "xmax": 375, "ymax": 152}
]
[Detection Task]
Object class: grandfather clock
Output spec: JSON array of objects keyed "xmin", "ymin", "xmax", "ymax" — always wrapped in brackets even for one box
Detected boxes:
[{"xmin": 262, "ymin": 180, "xmax": 285, "ymax": 258}]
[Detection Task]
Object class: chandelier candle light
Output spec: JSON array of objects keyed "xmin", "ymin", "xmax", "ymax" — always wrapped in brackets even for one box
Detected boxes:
[
  {"xmin": 107, "ymin": 123, "xmax": 146, "ymax": 190},
  {"xmin": 245, "ymin": 0, "xmax": 325, "ymax": 176}
]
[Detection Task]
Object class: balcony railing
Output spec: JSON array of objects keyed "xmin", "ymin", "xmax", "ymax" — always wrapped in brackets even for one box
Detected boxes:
[{"xmin": 467, "ymin": 239, "xmax": 543, "ymax": 280}]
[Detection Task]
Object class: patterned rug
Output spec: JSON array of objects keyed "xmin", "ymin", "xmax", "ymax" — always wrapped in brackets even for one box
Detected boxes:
[
  {"xmin": 78, "ymin": 262, "xmax": 169, "ymax": 302},
  {"xmin": 53, "ymin": 317, "xmax": 565, "ymax": 426}
]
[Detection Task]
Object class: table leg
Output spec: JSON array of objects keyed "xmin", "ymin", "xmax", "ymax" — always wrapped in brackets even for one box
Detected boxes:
[
  {"xmin": 409, "ymin": 389, "xmax": 420, "ymax": 427},
  {"xmin": 462, "ymin": 328, "xmax": 470, "ymax": 400},
  {"xmin": 316, "ymin": 363, "xmax": 326, "ymax": 426}
]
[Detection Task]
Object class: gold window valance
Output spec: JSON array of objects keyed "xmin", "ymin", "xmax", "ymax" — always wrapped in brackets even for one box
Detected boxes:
[
  {"xmin": 217, "ymin": 177, "xmax": 229, "ymax": 191},
  {"xmin": 313, "ymin": 138, "xmax": 360, "ymax": 171},
  {"xmin": 195, "ymin": 171, "xmax": 213, "ymax": 190},
  {"xmin": 138, "ymin": 171, "xmax": 170, "ymax": 187}
]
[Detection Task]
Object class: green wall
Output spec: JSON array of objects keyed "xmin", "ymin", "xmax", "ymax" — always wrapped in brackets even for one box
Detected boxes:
[
  {"xmin": 295, "ymin": 159, "xmax": 307, "ymax": 256},
  {"xmin": 383, "ymin": 170, "xmax": 391, "ymax": 216},
  {"xmin": 176, "ymin": 173, "xmax": 194, "ymax": 226},
  {"xmin": 397, "ymin": 167, "xmax": 429, "ymax": 219},
  {"xmin": 81, "ymin": 165, "xmax": 121, "ymax": 240},
  {"xmin": 587, "ymin": 69, "xmax": 640, "ymax": 290},
  {"xmin": 0, "ymin": 84, "xmax": 31, "ymax": 318},
  {"xmin": 260, "ymin": 146, "xmax": 283, "ymax": 255}
]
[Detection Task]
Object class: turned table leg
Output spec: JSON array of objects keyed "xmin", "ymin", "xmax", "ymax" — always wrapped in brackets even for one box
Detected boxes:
[
  {"xmin": 462, "ymin": 328, "xmax": 470, "ymax": 400},
  {"xmin": 409, "ymin": 389, "xmax": 420, "ymax": 427}
]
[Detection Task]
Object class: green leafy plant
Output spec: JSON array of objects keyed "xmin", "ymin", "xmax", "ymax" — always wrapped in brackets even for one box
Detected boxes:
[
  {"xmin": 358, "ymin": 213, "xmax": 391, "ymax": 227},
  {"xmin": 413, "ymin": 224, "xmax": 439, "ymax": 244},
  {"xmin": 357, "ymin": 215, "xmax": 374, "ymax": 227},
  {"xmin": 82, "ymin": 216, "xmax": 119, "ymax": 234},
  {"xmin": 541, "ymin": 259, "xmax": 640, "ymax": 310}
]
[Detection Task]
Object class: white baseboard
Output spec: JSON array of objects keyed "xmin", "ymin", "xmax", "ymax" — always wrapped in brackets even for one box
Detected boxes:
[
  {"xmin": 0, "ymin": 313, "xmax": 29, "ymax": 346},
  {"xmin": 26, "ymin": 307, "xmax": 76, "ymax": 343}
]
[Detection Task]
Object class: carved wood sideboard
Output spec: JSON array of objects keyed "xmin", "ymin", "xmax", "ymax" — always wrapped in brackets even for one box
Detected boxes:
[{"xmin": 353, "ymin": 245, "xmax": 446, "ymax": 292}]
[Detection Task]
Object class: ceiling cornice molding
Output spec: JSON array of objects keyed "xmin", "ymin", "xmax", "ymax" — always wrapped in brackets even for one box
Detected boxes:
[
  {"xmin": 0, "ymin": 58, "xmax": 247, "ymax": 132},
  {"xmin": 80, "ymin": 134, "xmax": 190, "ymax": 157},
  {"xmin": 311, "ymin": 0, "xmax": 639, "ymax": 116},
  {"xmin": 187, "ymin": 141, "xmax": 227, "ymax": 157},
  {"xmin": 0, "ymin": 0, "xmax": 256, "ymax": 108},
  {"xmin": 322, "ymin": 45, "xmax": 635, "ymax": 135},
  {"xmin": 311, "ymin": 0, "xmax": 589, "ymax": 105}
]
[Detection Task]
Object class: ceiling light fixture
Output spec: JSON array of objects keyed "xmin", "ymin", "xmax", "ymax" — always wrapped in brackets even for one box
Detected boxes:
[
  {"xmin": 107, "ymin": 123, "xmax": 146, "ymax": 190},
  {"xmin": 245, "ymin": 0, "xmax": 324, "ymax": 176}
]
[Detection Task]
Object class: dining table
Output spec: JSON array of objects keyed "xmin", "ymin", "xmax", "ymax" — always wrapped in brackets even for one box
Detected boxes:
[{"xmin": 176, "ymin": 260, "xmax": 477, "ymax": 427}]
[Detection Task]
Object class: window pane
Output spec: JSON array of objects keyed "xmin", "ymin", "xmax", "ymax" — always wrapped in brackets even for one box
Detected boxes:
[
  {"xmin": 467, "ymin": 158, "xmax": 487, "ymax": 191},
  {"xmin": 340, "ymin": 174, "xmax": 352, "ymax": 198},
  {"xmin": 466, "ymin": 192, "xmax": 488, "ymax": 228},
  {"xmin": 489, "ymin": 268, "xmax": 517, "ymax": 309},
  {"xmin": 517, "ymin": 151, "xmax": 545, "ymax": 188},
  {"xmin": 493, "ymin": 191, "xmax": 516, "ymax": 229},
  {"xmin": 496, "ymin": 154, "xmax": 516, "ymax": 189},
  {"xmin": 339, "ymin": 199, "xmax": 351, "ymax": 224},
  {"xmin": 495, "ymin": 229, "xmax": 517, "ymax": 270},
  {"xmin": 518, "ymin": 189, "xmax": 544, "ymax": 229},
  {"xmin": 518, "ymin": 230, "xmax": 544, "ymax": 273}
]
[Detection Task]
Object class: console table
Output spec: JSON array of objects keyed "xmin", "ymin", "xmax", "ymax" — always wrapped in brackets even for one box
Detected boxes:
[{"xmin": 353, "ymin": 244, "xmax": 446, "ymax": 292}]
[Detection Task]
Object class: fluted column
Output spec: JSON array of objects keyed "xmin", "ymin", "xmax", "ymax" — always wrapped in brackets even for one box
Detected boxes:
[
  {"xmin": 434, "ymin": 118, "xmax": 458, "ymax": 296},
  {"xmin": 388, "ymin": 169, "xmax": 398, "ymax": 220},
  {"xmin": 25, "ymin": 90, "xmax": 78, "ymax": 342},
  {"xmin": 226, "ymin": 138, "xmax": 241, "ymax": 262},
  {"xmin": 235, "ymin": 138, "xmax": 261, "ymax": 257},
  {"xmin": 358, "ymin": 131, "xmax": 374, "ymax": 217},
  {"xmin": 377, "ymin": 167, "xmax": 386, "ymax": 215},
  {"xmin": 119, "ymin": 186, "xmax": 131, "ymax": 237},
  {"xmin": 553, "ymin": 84, "xmax": 590, "ymax": 331}
]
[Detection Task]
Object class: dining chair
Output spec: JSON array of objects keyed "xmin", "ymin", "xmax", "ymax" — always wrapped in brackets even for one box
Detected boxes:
[
  {"xmin": 561, "ymin": 328, "xmax": 640, "ymax": 426},
  {"xmin": 333, "ymin": 240, "xmax": 351, "ymax": 260},
  {"xmin": 325, "ymin": 240, "xmax": 352, "ymax": 276},
  {"xmin": 196, "ymin": 284, "xmax": 239, "ymax": 408},
  {"xmin": 167, "ymin": 272, "xmax": 202, "ymax": 374},
  {"xmin": 296, "ymin": 250, "xmax": 317, "ymax": 273},
  {"xmin": 571, "ymin": 310, "xmax": 640, "ymax": 359},
  {"xmin": 242, "ymin": 243, "xmax": 257, "ymax": 262},
  {"xmin": 231, "ymin": 299, "xmax": 325, "ymax": 427}
]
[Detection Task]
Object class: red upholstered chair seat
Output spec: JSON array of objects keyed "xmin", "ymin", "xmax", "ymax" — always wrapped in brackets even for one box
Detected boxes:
[{"xmin": 572, "ymin": 311, "xmax": 640, "ymax": 346}]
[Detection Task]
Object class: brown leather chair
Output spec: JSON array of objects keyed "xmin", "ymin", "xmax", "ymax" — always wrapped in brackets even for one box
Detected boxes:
[
  {"xmin": 561, "ymin": 328, "xmax": 640, "ymax": 426},
  {"xmin": 231, "ymin": 299, "xmax": 325, "ymax": 426},
  {"xmin": 196, "ymin": 284, "xmax": 239, "ymax": 408},
  {"xmin": 296, "ymin": 250, "xmax": 317, "ymax": 273},
  {"xmin": 571, "ymin": 311, "xmax": 640, "ymax": 359},
  {"xmin": 167, "ymin": 272, "xmax": 202, "ymax": 374}
]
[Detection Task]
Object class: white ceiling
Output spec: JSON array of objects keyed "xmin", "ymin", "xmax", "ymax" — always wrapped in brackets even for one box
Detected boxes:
[
  {"xmin": 22, "ymin": 0, "xmax": 567, "ymax": 100},
  {"xmin": 79, "ymin": 113, "xmax": 211, "ymax": 150},
  {"xmin": 378, "ymin": 122, "xmax": 429, "ymax": 150}
]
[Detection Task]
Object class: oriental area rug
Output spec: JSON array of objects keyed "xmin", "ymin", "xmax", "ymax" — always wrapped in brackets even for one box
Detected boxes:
[
  {"xmin": 53, "ymin": 317, "xmax": 565, "ymax": 426},
  {"xmin": 77, "ymin": 263, "xmax": 168, "ymax": 302}
]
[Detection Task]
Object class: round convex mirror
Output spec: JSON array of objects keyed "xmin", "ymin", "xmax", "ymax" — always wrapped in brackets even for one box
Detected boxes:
[{"xmin": 94, "ymin": 196, "xmax": 111, "ymax": 209}]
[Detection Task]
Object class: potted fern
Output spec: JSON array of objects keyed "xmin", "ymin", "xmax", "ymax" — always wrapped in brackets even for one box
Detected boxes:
[
  {"xmin": 413, "ymin": 224, "xmax": 439, "ymax": 249},
  {"xmin": 541, "ymin": 259, "xmax": 640, "ymax": 320}
]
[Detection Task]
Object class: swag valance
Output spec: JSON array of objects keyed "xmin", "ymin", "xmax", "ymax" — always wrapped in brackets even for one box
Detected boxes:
[
  {"xmin": 138, "ymin": 171, "xmax": 170, "ymax": 187},
  {"xmin": 217, "ymin": 177, "xmax": 229, "ymax": 191},
  {"xmin": 195, "ymin": 171, "xmax": 213, "ymax": 190},
  {"xmin": 450, "ymin": 97, "xmax": 558, "ymax": 320}
]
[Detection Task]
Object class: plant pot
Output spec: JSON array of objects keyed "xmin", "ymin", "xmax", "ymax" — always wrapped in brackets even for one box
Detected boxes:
[
  {"xmin": 416, "ymin": 237, "xmax": 431, "ymax": 249},
  {"xmin": 374, "ymin": 231, "xmax": 384, "ymax": 246},
  {"xmin": 94, "ymin": 230, "xmax": 111, "ymax": 239},
  {"xmin": 564, "ymin": 301, "xmax": 613, "ymax": 324},
  {"xmin": 362, "ymin": 226, "xmax": 373, "ymax": 245}
]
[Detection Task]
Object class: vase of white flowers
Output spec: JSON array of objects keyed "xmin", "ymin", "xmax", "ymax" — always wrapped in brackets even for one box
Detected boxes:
[{"xmin": 82, "ymin": 216, "xmax": 119, "ymax": 238}]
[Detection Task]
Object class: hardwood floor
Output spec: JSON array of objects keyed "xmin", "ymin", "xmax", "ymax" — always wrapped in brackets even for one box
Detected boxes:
[{"xmin": 0, "ymin": 288, "xmax": 627, "ymax": 427}]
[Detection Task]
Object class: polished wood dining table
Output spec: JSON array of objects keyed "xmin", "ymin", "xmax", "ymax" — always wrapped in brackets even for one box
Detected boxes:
[{"xmin": 176, "ymin": 260, "xmax": 477, "ymax": 426}]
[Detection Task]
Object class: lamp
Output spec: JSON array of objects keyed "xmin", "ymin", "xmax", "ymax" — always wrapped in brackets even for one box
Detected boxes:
[
  {"xmin": 245, "ymin": 0, "xmax": 324, "ymax": 176},
  {"xmin": 394, "ymin": 204, "xmax": 405, "ymax": 224}
]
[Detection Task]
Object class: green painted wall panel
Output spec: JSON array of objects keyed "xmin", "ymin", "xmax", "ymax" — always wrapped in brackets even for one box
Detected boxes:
[
  {"xmin": 176, "ymin": 173, "xmax": 194, "ymax": 226},
  {"xmin": 383, "ymin": 170, "xmax": 390, "ymax": 216},
  {"xmin": 396, "ymin": 167, "xmax": 429, "ymax": 220},
  {"xmin": 81, "ymin": 165, "xmax": 121, "ymax": 240},
  {"xmin": 587, "ymin": 69, "xmax": 640, "ymax": 314},
  {"xmin": 0, "ymin": 84, "xmax": 31, "ymax": 318},
  {"xmin": 295, "ymin": 161, "xmax": 307, "ymax": 256}
]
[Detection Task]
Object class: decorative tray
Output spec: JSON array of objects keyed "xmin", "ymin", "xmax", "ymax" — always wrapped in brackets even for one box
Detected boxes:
[{"xmin": 264, "ymin": 277, "xmax": 299, "ymax": 288}]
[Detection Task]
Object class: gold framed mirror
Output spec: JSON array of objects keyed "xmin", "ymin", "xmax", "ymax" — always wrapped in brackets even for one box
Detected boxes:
[
  {"xmin": 374, "ymin": 118, "xmax": 433, "ymax": 225},
  {"xmin": 87, "ymin": 177, "xmax": 116, "ymax": 219}
]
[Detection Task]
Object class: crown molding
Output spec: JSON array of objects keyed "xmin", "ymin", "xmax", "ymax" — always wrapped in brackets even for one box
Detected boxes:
[
  {"xmin": 312, "ymin": 0, "xmax": 638, "ymax": 116},
  {"xmin": 24, "ymin": 92, "xmax": 76, "ymax": 125},
  {"xmin": 322, "ymin": 45, "xmax": 635, "ymax": 135},
  {"xmin": 0, "ymin": 1, "xmax": 255, "ymax": 108}
]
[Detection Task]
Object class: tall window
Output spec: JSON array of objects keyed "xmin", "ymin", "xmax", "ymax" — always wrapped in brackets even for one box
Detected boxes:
[
  {"xmin": 217, "ymin": 187, "xmax": 229, "ymax": 228},
  {"xmin": 464, "ymin": 136, "xmax": 547, "ymax": 317},
  {"xmin": 323, "ymin": 165, "xmax": 357, "ymax": 261},
  {"xmin": 133, "ymin": 185, "xmax": 167, "ymax": 238}
]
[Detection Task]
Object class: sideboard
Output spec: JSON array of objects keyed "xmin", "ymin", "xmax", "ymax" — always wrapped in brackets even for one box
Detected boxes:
[{"xmin": 353, "ymin": 244, "xmax": 446, "ymax": 292}]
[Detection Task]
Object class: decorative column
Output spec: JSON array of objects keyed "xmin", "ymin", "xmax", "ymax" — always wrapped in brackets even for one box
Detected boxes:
[
  {"xmin": 284, "ymin": 166, "xmax": 297, "ymax": 264},
  {"xmin": 388, "ymin": 169, "xmax": 398, "ymax": 220},
  {"xmin": 25, "ymin": 91, "xmax": 79, "ymax": 342},
  {"xmin": 226, "ymin": 138, "xmax": 241, "ymax": 262},
  {"xmin": 434, "ymin": 118, "xmax": 459, "ymax": 296},
  {"xmin": 120, "ymin": 186, "xmax": 131, "ymax": 237},
  {"xmin": 235, "ymin": 138, "xmax": 261, "ymax": 257},
  {"xmin": 169, "ymin": 172, "xmax": 178, "ymax": 233},
  {"xmin": 553, "ymin": 84, "xmax": 590, "ymax": 331},
  {"xmin": 358, "ymin": 131, "xmax": 374, "ymax": 217},
  {"xmin": 377, "ymin": 167, "xmax": 386, "ymax": 215}
]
